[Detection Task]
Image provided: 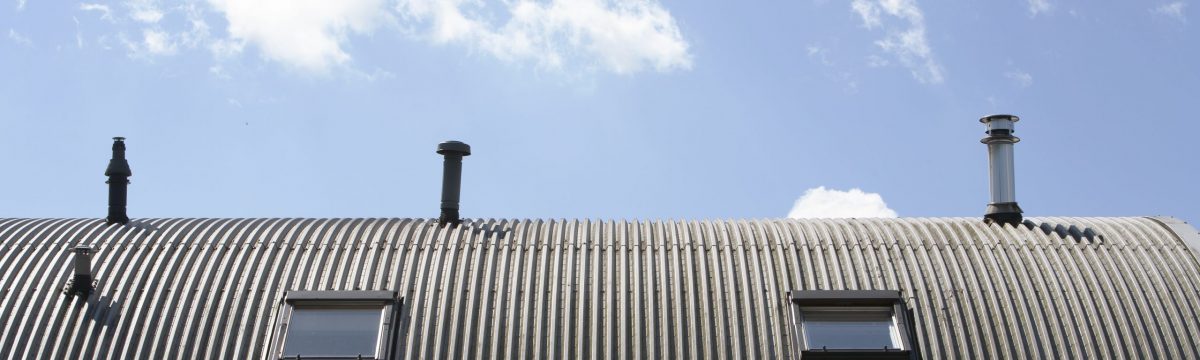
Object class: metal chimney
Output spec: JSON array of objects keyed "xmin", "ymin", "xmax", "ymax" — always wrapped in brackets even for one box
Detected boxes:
[
  {"xmin": 437, "ymin": 141, "xmax": 471, "ymax": 226},
  {"xmin": 980, "ymin": 114, "xmax": 1023, "ymax": 225},
  {"xmin": 70, "ymin": 245, "xmax": 94, "ymax": 296},
  {"xmin": 104, "ymin": 137, "xmax": 132, "ymax": 225}
]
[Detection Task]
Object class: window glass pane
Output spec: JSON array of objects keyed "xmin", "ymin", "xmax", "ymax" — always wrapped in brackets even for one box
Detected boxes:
[
  {"xmin": 283, "ymin": 307, "xmax": 382, "ymax": 357},
  {"xmin": 803, "ymin": 309, "xmax": 899, "ymax": 350}
]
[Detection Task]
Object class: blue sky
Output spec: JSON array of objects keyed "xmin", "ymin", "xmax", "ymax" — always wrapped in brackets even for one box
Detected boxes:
[{"xmin": 1, "ymin": 0, "xmax": 1196, "ymax": 225}]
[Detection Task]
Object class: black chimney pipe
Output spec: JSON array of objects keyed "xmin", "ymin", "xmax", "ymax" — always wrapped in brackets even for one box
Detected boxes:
[
  {"xmin": 105, "ymin": 137, "xmax": 131, "ymax": 225},
  {"xmin": 437, "ymin": 141, "xmax": 471, "ymax": 226}
]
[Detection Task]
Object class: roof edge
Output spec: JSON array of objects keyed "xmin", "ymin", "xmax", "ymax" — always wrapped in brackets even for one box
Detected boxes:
[{"xmin": 1146, "ymin": 216, "xmax": 1200, "ymax": 255}]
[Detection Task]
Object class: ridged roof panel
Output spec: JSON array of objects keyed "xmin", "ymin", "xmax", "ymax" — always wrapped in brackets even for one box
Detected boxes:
[{"xmin": 0, "ymin": 217, "xmax": 1198, "ymax": 359}]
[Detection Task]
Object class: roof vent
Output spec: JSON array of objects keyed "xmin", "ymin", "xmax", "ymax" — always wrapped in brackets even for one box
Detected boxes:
[
  {"xmin": 66, "ymin": 245, "xmax": 95, "ymax": 297},
  {"xmin": 436, "ymin": 141, "xmax": 471, "ymax": 226},
  {"xmin": 104, "ymin": 137, "xmax": 132, "ymax": 225},
  {"xmin": 980, "ymin": 115, "xmax": 1023, "ymax": 226}
]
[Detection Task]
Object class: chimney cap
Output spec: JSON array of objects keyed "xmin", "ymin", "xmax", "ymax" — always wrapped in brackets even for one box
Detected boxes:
[
  {"xmin": 112, "ymin": 136, "xmax": 126, "ymax": 142},
  {"xmin": 437, "ymin": 141, "xmax": 471, "ymax": 156},
  {"xmin": 980, "ymin": 114, "xmax": 1020, "ymax": 123}
]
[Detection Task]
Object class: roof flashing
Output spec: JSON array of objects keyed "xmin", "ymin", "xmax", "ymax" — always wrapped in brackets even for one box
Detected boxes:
[
  {"xmin": 1148, "ymin": 216, "xmax": 1200, "ymax": 255},
  {"xmin": 790, "ymin": 290, "xmax": 902, "ymax": 306},
  {"xmin": 286, "ymin": 290, "xmax": 397, "ymax": 303}
]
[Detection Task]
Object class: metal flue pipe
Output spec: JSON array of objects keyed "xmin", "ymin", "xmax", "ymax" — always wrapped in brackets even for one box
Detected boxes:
[
  {"xmin": 104, "ymin": 137, "xmax": 132, "ymax": 225},
  {"xmin": 980, "ymin": 114, "xmax": 1023, "ymax": 225},
  {"xmin": 437, "ymin": 141, "xmax": 471, "ymax": 226}
]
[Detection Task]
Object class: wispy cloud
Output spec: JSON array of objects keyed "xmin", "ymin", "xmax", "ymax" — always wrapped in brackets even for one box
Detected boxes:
[
  {"xmin": 850, "ymin": 0, "xmax": 944, "ymax": 84},
  {"xmin": 788, "ymin": 186, "xmax": 898, "ymax": 219},
  {"xmin": 64, "ymin": 0, "xmax": 693, "ymax": 77},
  {"xmin": 396, "ymin": 0, "xmax": 692, "ymax": 74},
  {"xmin": 80, "ymin": 3, "xmax": 115, "ymax": 22},
  {"xmin": 73, "ymin": 17, "xmax": 84, "ymax": 48},
  {"xmin": 208, "ymin": 65, "xmax": 230, "ymax": 79},
  {"xmin": 1027, "ymin": 0, "xmax": 1052, "ymax": 16},
  {"xmin": 1005, "ymin": 70, "xmax": 1033, "ymax": 87},
  {"xmin": 142, "ymin": 29, "xmax": 175, "ymax": 54},
  {"xmin": 16, "ymin": 0, "xmax": 25, "ymax": 11},
  {"xmin": 806, "ymin": 44, "xmax": 860, "ymax": 93},
  {"xmin": 806, "ymin": 44, "xmax": 833, "ymax": 66},
  {"xmin": 1152, "ymin": 2, "xmax": 1188, "ymax": 23},
  {"xmin": 127, "ymin": 0, "xmax": 166, "ymax": 23},
  {"xmin": 124, "ymin": 29, "xmax": 177, "ymax": 57},
  {"xmin": 865, "ymin": 54, "xmax": 889, "ymax": 67},
  {"xmin": 7, "ymin": 28, "xmax": 33, "ymax": 46}
]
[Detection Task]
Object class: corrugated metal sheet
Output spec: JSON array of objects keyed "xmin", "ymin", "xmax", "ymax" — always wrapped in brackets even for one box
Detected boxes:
[{"xmin": 1, "ymin": 216, "xmax": 1198, "ymax": 359}]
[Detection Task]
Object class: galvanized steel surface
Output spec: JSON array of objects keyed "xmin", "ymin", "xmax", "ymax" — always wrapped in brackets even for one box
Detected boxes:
[{"xmin": 1, "ymin": 217, "xmax": 1198, "ymax": 359}]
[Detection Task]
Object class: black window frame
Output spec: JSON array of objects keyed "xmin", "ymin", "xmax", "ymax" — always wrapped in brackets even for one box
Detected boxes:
[
  {"xmin": 787, "ymin": 290, "xmax": 920, "ymax": 360},
  {"xmin": 270, "ymin": 290, "xmax": 401, "ymax": 360}
]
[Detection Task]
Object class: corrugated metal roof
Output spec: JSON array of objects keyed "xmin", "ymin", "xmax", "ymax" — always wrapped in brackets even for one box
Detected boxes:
[{"xmin": 1, "ymin": 216, "xmax": 1198, "ymax": 359}]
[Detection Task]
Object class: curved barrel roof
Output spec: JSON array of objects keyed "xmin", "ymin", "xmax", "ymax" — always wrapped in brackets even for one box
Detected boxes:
[{"xmin": 1, "ymin": 216, "xmax": 1198, "ymax": 359}]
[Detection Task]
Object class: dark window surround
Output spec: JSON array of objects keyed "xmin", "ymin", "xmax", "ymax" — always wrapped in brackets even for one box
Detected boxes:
[
  {"xmin": 270, "ymin": 290, "xmax": 402, "ymax": 360},
  {"xmin": 788, "ymin": 290, "xmax": 920, "ymax": 360}
]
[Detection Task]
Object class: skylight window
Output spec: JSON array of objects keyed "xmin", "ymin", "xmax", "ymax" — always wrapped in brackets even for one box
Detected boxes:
[
  {"xmin": 800, "ymin": 307, "xmax": 902, "ymax": 350},
  {"xmin": 272, "ymin": 291, "xmax": 400, "ymax": 360},
  {"xmin": 282, "ymin": 307, "xmax": 384, "ymax": 358},
  {"xmin": 788, "ymin": 290, "xmax": 918, "ymax": 359}
]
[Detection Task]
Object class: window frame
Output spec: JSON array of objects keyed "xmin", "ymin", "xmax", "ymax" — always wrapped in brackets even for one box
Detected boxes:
[
  {"xmin": 787, "ymin": 290, "xmax": 919, "ymax": 360},
  {"xmin": 270, "ymin": 290, "xmax": 401, "ymax": 360}
]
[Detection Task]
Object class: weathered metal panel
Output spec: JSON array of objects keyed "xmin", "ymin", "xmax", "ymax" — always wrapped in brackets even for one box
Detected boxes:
[{"xmin": 1, "ymin": 217, "xmax": 1199, "ymax": 359}]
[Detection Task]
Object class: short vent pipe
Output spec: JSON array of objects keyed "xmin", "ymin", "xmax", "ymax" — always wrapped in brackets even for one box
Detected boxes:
[{"xmin": 69, "ymin": 245, "xmax": 94, "ymax": 296}]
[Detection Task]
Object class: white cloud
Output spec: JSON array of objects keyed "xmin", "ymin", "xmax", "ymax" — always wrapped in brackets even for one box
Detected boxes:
[
  {"xmin": 124, "ymin": 29, "xmax": 177, "ymax": 56},
  {"xmin": 397, "ymin": 0, "xmax": 692, "ymax": 74},
  {"xmin": 850, "ymin": 0, "xmax": 944, "ymax": 84},
  {"xmin": 124, "ymin": 0, "xmax": 166, "ymax": 23},
  {"xmin": 143, "ymin": 29, "xmax": 175, "ymax": 54},
  {"xmin": 205, "ymin": 0, "xmax": 392, "ymax": 73},
  {"xmin": 7, "ymin": 28, "xmax": 33, "ymax": 46},
  {"xmin": 80, "ymin": 3, "xmax": 115, "ymax": 22},
  {"xmin": 1005, "ymin": 70, "xmax": 1032, "ymax": 87},
  {"xmin": 16, "ymin": 0, "xmax": 25, "ymax": 11},
  {"xmin": 179, "ymin": 4, "xmax": 212, "ymax": 48},
  {"xmin": 788, "ymin": 186, "xmax": 898, "ymax": 219},
  {"xmin": 70, "ymin": 0, "xmax": 692, "ymax": 76},
  {"xmin": 1027, "ymin": 0, "xmax": 1052, "ymax": 16},
  {"xmin": 851, "ymin": 0, "xmax": 882, "ymax": 28},
  {"xmin": 1152, "ymin": 2, "xmax": 1187, "ymax": 23},
  {"xmin": 131, "ymin": 10, "xmax": 164, "ymax": 23}
]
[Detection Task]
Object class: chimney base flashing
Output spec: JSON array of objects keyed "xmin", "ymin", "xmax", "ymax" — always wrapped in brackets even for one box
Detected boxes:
[
  {"xmin": 985, "ymin": 202, "xmax": 1024, "ymax": 226},
  {"xmin": 439, "ymin": 209, "xmax": 461, "ymax": 227}
]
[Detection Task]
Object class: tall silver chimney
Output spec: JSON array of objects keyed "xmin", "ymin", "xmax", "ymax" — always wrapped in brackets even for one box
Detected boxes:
[{"xmin": 980, "ymin": 114, "xmax": 1023, "ymax": 225}]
